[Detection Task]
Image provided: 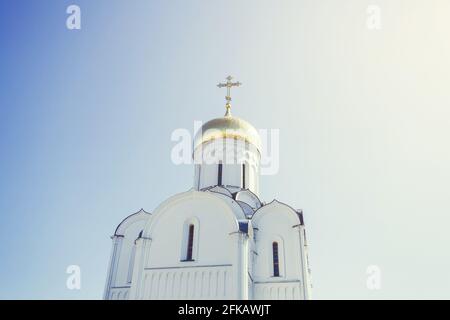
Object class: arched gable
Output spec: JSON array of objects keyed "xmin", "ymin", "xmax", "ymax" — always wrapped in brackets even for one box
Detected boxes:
[
  {"xmin": 114, "ymin": 208, "xmax": 151, "ymax": 236},
  {"xmin": 252, "ymin": 200, "xmax": 301, "ymax": 227},
  {"xmin": 142, "ymin": 188, "xmax": 246, "ymax": 239},
  {"xmin": 105, "ymin": 209, "xmax": 151, "ymax": 300},
  {"xmin": 207, "ymin": 186, "xmax": 234, "ymax": 198},
  {"xmin": 133, "ymin": 189, "xmax": 249, "ymax": 292},
  {"xmin": 251, "ymin": 200, "xmax": 304, "ymax": 283},
  {"xmin": 235, "ymin": 189, "xmax": 262, "ymax": 210}
]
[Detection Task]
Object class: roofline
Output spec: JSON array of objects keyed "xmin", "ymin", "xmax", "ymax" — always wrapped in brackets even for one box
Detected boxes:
[
  {"xmin": 114, "ymin": 208, "xmax": 151, "ymax": 236},
  {"xmin": 252, "ymin": 199, "xmax": 304, "ymax": 226}
]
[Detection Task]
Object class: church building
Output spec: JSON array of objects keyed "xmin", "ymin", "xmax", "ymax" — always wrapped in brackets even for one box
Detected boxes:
[{"xmin": 103, "ymin": 77, "xmax": 312, "ymax": 300}]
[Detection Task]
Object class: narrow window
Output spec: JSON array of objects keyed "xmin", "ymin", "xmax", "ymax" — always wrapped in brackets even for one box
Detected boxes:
[
  {"xmin": 218, "ymin": 162, "xmax": 223, "ymax": 186},
  {"xmin": 186, "ymin": 224, "xmax": 195, "ymax": 261},
  {"xmin": 273, "ymin": 242, "xmax": 280, "ymax": 277},
  {"xmin": 242, "ymin": 163, "xmax": 246, "ymax": 188}
]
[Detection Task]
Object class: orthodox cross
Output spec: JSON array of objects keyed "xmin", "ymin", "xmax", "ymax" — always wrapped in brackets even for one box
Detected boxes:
[{"xmin": 217, "ymin": 76, "xmax": 242, "ymax": 116}]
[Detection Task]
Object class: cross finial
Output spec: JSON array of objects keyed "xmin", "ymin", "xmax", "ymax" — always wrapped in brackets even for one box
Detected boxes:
[{"xmin": 217, "ymin": 75, "xmax": 242, "ymax": 116}]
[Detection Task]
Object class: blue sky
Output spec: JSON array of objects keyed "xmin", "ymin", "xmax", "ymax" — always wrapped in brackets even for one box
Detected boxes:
[{"xmin": 1, "ymin": 0, "xmax": 450, "ymax": 299}]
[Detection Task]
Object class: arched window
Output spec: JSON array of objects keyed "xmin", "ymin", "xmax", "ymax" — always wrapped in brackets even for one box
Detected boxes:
[
  {"xmin": 181, "ymin": 218, "xmax": 199, "ymax": 262},
  {"xmin": 272, "ymin": 242, "xmax": 280, "ymax": 277},
  {"xmin": 186, "ymin": 224, "xmax": 195, "ymax": 261}
]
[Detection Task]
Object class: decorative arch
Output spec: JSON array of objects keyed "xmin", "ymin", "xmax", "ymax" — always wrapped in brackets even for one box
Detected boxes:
[
  {"xmin": 114, "ymin": 208, "xmax": 151, "ymax": 236},
  {"xmin": 251, "ymin": 200, "xmax": 300, "ymax": 281},
  {"xmin": 235, "ymin": 189, "xmax": 262, "ymax": 210},
  {"xmin": 207, "ymin": 186, "xmax": 233, "ymax": 198},
  {"xmin": 142, "ymin": 189, "xmax": 245, "ymax": 239},
  {"xmin": 251, "ymin": 200, "xmax": 302, "ymax": 228}
]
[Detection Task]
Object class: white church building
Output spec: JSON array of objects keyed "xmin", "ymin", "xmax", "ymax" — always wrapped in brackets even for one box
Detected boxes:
[{"xmin": 103, "ymin": 77, "xmax": 312, "ymax": 300}]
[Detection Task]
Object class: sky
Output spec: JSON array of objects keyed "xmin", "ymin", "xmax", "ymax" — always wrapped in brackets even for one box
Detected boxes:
[{"xmin": 1, "ymin": 0, "xmax": 450, "ymax": 299}]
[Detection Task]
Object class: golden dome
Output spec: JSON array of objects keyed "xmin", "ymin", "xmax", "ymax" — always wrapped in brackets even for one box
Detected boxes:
[
  {"xmin": 193, "ymin": 113, "xmax": 262, "ymax": 152},
  {"xmin": 195, "ymin": 76, "xmax": 261, "ymax": 152}
]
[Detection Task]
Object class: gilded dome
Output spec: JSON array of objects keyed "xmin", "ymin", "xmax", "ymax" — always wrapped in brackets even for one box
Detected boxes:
[{"xmin": 193, "ymin": 113, "xmax": 262, "ymax": 152}]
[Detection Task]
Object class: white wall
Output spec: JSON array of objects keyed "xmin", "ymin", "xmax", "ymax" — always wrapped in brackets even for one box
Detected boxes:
[
  {"xmin": 104, "ymin": 192, "xmax": 311, "ymax": 300},
  {"xmin": 130, "ymin": 190, "xmax": 248, "ymax": 300},
  {"xmin": 251, "ymin": 201, "xmax": 310, "ymax": 300},
  {"xmin": 194, "ymin": 138, "xmax": 260, "ymax": 195}
]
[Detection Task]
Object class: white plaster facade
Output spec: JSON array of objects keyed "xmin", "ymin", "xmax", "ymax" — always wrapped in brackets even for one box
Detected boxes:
[{"xmin": 104, "ymin": 109, "xmax": 312, "ymax": 300}]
